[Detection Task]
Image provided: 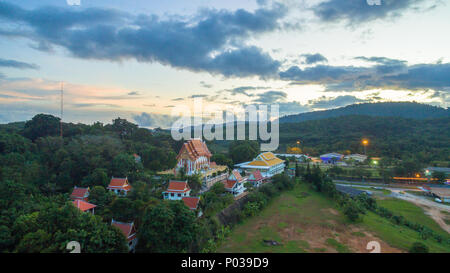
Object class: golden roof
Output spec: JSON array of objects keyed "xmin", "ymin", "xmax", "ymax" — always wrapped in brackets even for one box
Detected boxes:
[{"xmin": 247, "ymin": 152, "xmax": 284, "ymax": 167}]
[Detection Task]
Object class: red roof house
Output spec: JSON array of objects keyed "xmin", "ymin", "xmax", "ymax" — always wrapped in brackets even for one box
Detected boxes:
[
  {"xmin": 163, "ymin": 180, "xmax": 191, "ymax": 200},
  {"xmin": 182, "ymin": 196, "xmax": 202, "ymax": 217},
  {"xmin": 182, "ymin": 196, "xmax": 200, "ymax": 210},
  {"xmin": 72, "ymin": 199, "xmax": 96, "ymax": 214},
  {"xmin": 223, "ymin": 179, "xmax": 245, "ymax": 196},
  {"xmin": 111, "ymin": 219, "xmax": 138, "ymax": 252},
  {"xmin": 247, "ymin": 170, "xmax": 264, "ymax": 187},
  {"xmin": 70, "ymin": 187, "xmax": 90, "ymax": 201},
  {"xmin": 107, "ymin": 177, "xmax": 132, "ymax": 196},
  {"xmin": 228, "ymin": 170, "xmax": 245, "ymax": 183}
]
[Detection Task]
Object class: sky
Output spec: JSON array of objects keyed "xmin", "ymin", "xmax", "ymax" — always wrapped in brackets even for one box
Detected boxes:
[{"xmin": 0, "ymin": 0, "xmax": 449, "ymax": 127}]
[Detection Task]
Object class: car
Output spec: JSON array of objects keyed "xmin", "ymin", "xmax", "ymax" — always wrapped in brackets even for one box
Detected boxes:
[{"xmin": 435, "ymin": 198, "xmax": 442, "ymax": 203}]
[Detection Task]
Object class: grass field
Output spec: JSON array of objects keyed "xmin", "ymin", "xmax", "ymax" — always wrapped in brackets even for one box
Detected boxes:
[{"xmin": 218, "ymin": 181, "xmax": 450, "ymax": 253}]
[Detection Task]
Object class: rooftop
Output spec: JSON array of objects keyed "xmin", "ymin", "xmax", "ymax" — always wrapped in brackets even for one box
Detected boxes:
[
  {"xmin": 70, "ymin": 187, "xmax": 89, "ymax": 199},
  {"xmin": 182, "ymin": 197, "xmax": 200, "ymax": 210},
  {"xmin": 72, "ymin": 199, "xmax": 96, "ymax": 212},
  {"xmin": 166, "ymin": 180, "xmax": 190, "ymax": 192}
]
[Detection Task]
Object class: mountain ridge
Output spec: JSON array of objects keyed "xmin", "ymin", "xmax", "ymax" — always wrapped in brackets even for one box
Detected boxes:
[{"xmin": 279, "ymin": 102, "xmax": 449, "ymax": 123}]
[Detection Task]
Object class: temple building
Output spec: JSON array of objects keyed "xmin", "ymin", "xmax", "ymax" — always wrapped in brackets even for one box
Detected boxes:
[
  {"xmin": 235, "ymin": 152, "xmax": 285, "ymax": 178},
  {"xmin": 176, "ymin": 139, "xmax": 212, "ymax": 175}
]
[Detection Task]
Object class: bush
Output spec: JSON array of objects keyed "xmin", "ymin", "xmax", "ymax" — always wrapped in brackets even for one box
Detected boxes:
[
  {"xmin": 343, "ymin": 199, "xmax": 361, "ymax": 222},
  {"xmin": 409, "ymin": 242, "xmax": 429, "ymax": 253}
]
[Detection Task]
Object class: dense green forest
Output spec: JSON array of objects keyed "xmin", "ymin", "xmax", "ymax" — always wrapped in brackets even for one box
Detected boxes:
[
  {"xmin": 279, "ymin": 102, "xmax": 449, "ymax": 123},
  {"xmin": 278, "ymin": 115, "xmax": 450, "ymax": 164}
]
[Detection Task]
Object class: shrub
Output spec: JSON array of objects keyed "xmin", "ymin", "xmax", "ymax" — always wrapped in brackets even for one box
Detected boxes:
[{"xmin": 409, "ymin": 242, "xmax": 429, "ymax": 253}]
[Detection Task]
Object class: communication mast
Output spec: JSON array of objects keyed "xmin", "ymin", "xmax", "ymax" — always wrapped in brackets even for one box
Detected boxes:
[{"xmin": 60, "ymin": 82, "xmax": 64, "ymax": 138}]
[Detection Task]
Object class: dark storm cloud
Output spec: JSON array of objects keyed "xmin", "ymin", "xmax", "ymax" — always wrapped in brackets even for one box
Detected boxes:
[
  {"xmin": 280, "ymin": 65, "xmax": 369, "ymax": 83},
  {"xmin": 280, "ymin": 57, "xmax": 450, "ymax": 92},
  {"xmin": 0, "ymin": 58, "xmax": 39, "ymax": 69},
  {"xmin": 301, "ymin": 53, "xmax": 328, "ymax": 64},
  {"xmin": 0, "ymin": 1, "xmax": 287, "ymax": 77},
  {"xmin": 313, "ymin": 0, "xmax": 430, "ymax": 25}
]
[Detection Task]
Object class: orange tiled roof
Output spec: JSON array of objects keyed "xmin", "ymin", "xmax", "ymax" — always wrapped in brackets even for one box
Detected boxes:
[
  {"xmin": 112, "ymin": 220, "xmax": 136, "ymax": 240},
  {"xmin": 107, "ymin": 178, "xmax": 132, "ymax": 191},
  {"xmin": 72, "ymin": 199, "xmax": 96, "ymax": 212},
  {"xmin": 182, "ymin": 197, "xmax": 200, "ymax": 210},
  {"xmin": 177, "ymin": 139, "xmax": 212, "ymax": 161},
  {"xmin": 70, "ymin": 187, "xmax": 89, "ymax": 199},
  {"xmin": 224, "ymin": 180, "xmax": 237, "ymax": 189},
  {"xmin": 166, "ymin": 180, "xmax": 190, "ymax": 193},
  {"xmin": 231, "ymin": 170, "xmax": 243, "ymax": 182}
]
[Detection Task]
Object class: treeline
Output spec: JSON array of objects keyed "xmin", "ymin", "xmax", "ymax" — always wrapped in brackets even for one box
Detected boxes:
[
  {"xmin": 279, "ymin": 102, "xmax": 449, "ymax": 123},
  {"xmin": 0, "ymin": 114, "xmax": 183, "ymax": 253}
]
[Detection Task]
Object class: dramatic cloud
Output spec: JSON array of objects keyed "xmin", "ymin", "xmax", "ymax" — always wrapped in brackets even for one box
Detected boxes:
[
  {"xmin": 280, "ymin": 57, "xmax": 450, "ymax": 92},
  {"xmin": 301, "ymin": 53, "xmax": 328, "ymax": 64},
  {"xmin": 133, "ymin": 112, "xmax": 179, "ymax": 128},
  {"xmin": 0, "ymin": 1, "xmax": 287, "ymax": 77},
  {"xmin": 226, "ymin": 86, "xmax": 271, "ymax": 96},
  {"xmin": 0, "ymin": 58, "xmax": 39, "ymax": 69},
  {"xmin": 253, "ymin": 90, "xmax": 287, "ymax": 103},
  {"xmin": 313, "ymin": 0, "xmax": 431, "ymax": 25}
]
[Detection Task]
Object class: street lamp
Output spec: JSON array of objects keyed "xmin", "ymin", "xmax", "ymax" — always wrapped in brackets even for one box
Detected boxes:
[{"xmin": 362, "ymin": 139, "xmax": 369, "ymax": 155}]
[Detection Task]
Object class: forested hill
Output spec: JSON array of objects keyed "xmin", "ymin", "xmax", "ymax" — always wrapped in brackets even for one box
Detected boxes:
[
  {"xmin": 278, "ymin": 115, "xmax": 450, "ymax": 163},
  {"xmin": 279, "ymin": 102, "xmax": 449, "ymax": 123}
]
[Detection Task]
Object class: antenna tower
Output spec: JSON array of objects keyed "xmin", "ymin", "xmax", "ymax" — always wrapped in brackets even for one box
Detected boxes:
[{"xmin": 60, "ymin": 82, "xmax": 64, "ymax": 138}]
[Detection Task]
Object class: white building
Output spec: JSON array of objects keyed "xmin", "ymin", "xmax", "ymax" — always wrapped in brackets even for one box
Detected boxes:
[
  {"xmin": 235, "ymin": 152, "xmax": 285, "ymax": 178},
  {"xmin": 163, "ymin": 180, "xmax": 191, "ymax": 200},
  {"xmin": 344, "ymin": 154, "xmax": 368, "ymax": 163}
]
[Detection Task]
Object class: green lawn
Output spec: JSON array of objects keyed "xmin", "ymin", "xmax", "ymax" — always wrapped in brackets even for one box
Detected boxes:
[
  {"xmin": 361, "ymin": 211, "xmax": 450, "ymax": 253},
  {"xmin": 218, "ymin": 181, "xmax": 450, "ymax": 253},
  {"xmin": 218, "ymin": 182, "xmax": 348, "ymax": 253},
  {"xmin": 376, "ymin": 198, "xmax": 448, "ymax": 236}
]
